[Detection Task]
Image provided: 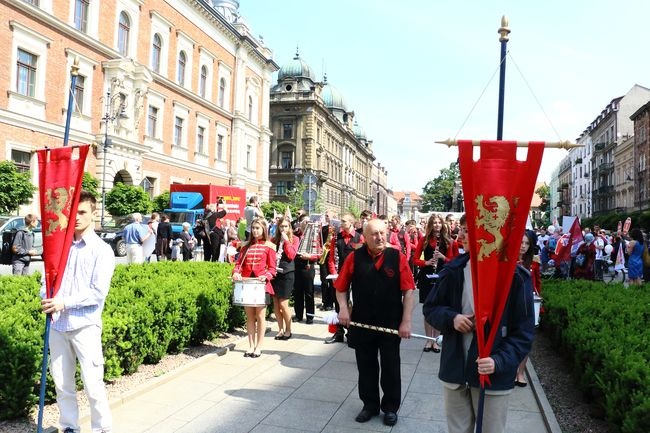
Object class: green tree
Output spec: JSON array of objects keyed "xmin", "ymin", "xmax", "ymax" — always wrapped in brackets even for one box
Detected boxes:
[
  {"xmin": 261, "ymin": 201, "xmax": 299, "ymax": 221},
  {"xmin": 152, "ymin": 191, "xmax": 170, "ymax": 213},
  {"xmin": 104, "ymin": 183, "xmax": 152, "ymax": 217},
  {"xmin": 535, "ymin": 183, "xmax": 551, "ymax": 227},
  {"xmin": 420, "ymin": 162, "xmax": 460, "ymax": 212},
  {"xmin": 81, "ymin": 172, "xmax": 100, "ymax": 198},
  {"xmin": 286, "ymin": 182, "xmax": 306, "ymax": 209},
  {"xmin": 0, "ymin": 161, "xmax": 36, "ymax": 214}
]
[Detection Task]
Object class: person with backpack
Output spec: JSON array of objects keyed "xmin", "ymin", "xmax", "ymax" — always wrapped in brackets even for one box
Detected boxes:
[{"xmin": 11, "ymin": 214, "xmax": 39, "ymax": 275}]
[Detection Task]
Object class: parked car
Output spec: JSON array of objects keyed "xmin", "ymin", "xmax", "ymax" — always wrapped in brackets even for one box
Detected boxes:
[
  {"xmin": 0, "ymin": 215, "xmax": 43, "ymax": 256},
  {"xmin": 96, "ymin": 216, "xmax": 150, "ymax": 257}
]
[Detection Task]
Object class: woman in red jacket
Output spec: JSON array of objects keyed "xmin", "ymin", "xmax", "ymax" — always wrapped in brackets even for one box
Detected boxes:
[
  {"xmin": 232, "ymin": 217, "xmax": 277, "ymax": 357},
  {"xmin": 413, "ymin": 213, "xmax": 459, "ymax": 352}
]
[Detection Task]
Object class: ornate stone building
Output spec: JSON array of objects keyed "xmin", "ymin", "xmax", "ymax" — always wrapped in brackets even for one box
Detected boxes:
[
  {"xmin": 1, "ymin": 0, "xmax": 277, "ymax": 217},
  {"xmin": 268, "ymin": 51, "xmax": 379, "ymax": 216}
]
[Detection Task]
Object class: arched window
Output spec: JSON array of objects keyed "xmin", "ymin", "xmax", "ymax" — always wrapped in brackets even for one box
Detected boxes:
[
  {"xmin": 117, "ymin": 12, "xmax": 130, "ymax": 56},
  {"xmin": 151, "ymin": 34, "xmax": 162, "ymax": 73},
  {"xmin": 177, "ymin": 51, "xmax": 186, "ymax": 86},
  {"xmin": 248, "ymin": 96, "xmax": 253, "ymax": 121},
  {"xmin": 199, "ymin": 65, "xmax": 207, "ymax": 98},
  {"xmin": 218, "ymin": 78, "xmax": 226, "ymax": 107}
]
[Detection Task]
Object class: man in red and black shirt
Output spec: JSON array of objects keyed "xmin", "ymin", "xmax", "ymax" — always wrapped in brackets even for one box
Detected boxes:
[{"xmin": 335, "ymin": 219, "xmax": 415, "ymax": 427}]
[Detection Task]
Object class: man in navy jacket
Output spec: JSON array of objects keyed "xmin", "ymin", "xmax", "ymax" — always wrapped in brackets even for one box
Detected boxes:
[{"xmin": 423, "ymin": 214, "xmax": 534, "ymax": 433}]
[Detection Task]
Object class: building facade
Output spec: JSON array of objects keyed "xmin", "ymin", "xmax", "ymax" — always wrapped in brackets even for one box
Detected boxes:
[
  {"xmin": 630, "ymin": 101, "xmax": 650, "ymax": 211},
  {"xmin": 613, "ymin": 134, "xmax": 635, "ymax": 212},
  {"xmin": 590, "ymin": 85, "xmax": 650, "ymax": 216},
  {"xmin": 570, "ymin": 131, "xmax": 592, "ymax": 218},
  {"xmin": 268, "ymin": 52, "xmax": 379, "ymax": 216},
  {"xmin": 1, "ymin": 0, "xmax": 277, "ymax": 217}
]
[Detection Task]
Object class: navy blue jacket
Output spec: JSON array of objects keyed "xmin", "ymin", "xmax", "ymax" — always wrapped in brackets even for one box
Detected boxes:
[{"xmin": 423, "ymin": 253, "xmax": 535, "ymax": 390}]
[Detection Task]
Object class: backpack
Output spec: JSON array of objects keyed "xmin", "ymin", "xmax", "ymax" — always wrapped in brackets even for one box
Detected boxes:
[{"xmin": 1, "ymin": 231, "xmax": 18, "ymax": 265}]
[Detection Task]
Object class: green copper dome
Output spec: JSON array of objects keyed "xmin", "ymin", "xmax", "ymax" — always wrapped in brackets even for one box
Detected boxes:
[
  {"xmin": 278, "ymin": 50, "xmax": 316, "ymax": 82},
  {"xmin": 321, "ymin": 77, "xmax": 347, "ymax": 111}
]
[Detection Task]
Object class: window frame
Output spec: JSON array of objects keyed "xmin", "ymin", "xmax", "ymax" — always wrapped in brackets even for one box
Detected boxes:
[
  {"xmin": 117, "ymin": 11, "xmax": 130, "ymax": 56},
  {"xmin": 177, "ymin": 51, "xmax": 186, "ymax": 86},
  {"xmin": 16, "ymin": 48, "xmax": 37, "ymax": 97},
  {"xmin": 151, "ymin": 33, "xmax": 162, "ymax": 73}
]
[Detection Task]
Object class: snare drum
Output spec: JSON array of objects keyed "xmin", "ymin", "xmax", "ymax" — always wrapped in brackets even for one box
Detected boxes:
[
  {"xmin": 533, "ymin": 294, "xmax": 542, "ymax": 327},
  {"xmin": 233, "ymin": 278, "xmax": 267, "ymax": 306}
]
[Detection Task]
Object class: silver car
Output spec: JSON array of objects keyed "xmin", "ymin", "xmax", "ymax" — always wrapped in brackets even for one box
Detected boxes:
[{"xmin": 0, "ymin": 215, "xmax": 43, "ymax": 256}]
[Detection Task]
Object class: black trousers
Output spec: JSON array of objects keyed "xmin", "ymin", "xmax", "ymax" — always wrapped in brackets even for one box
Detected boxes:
[
  {"xmin": 204, "ymin": 232, "xmax": 222, "ymax": 262},
  {"xmin": 293, "ymin": 266, "xmax": 315, "ymax": 320},
  {"xmin": 319, "ymin": 263, "xmax": 334, "ymax": 308},
  {"xmin": 353, "ymin": 328, "xmax": 402, "ymax": 413}
]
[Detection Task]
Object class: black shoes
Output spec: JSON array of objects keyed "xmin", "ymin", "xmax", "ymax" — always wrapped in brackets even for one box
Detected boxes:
[
  {"xmin": 355, "ymin": 408, "xmax": 379, "ymax": 423},
  {"xmin": 383, "ymin": 411, "xmax": 398, "ymax": 426},
  {"xmin": 324, "ymin": 333, "xmax": 344, "ymax": 344},
  {"xmin": 292, "ymin": 317, "xmax": 302, "ymax": 323},
  {"xmin": 305, "ymin": 318, "xmax": 313, "ymax": 324}
]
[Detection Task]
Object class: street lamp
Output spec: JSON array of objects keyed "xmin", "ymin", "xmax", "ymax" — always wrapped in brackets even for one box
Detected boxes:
[{"xmin": 100, "ymin": 89, "xmax": 127, "ymax": 227}]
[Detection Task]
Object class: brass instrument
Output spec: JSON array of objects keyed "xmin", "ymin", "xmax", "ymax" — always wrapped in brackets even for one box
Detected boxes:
[
  {"xmin": 319, "ymin": 219, "xmax": 341, "ymax": 265},
  {"xmin": 297, "ymin": 222, "xmax": 323, "ymax": 256}
]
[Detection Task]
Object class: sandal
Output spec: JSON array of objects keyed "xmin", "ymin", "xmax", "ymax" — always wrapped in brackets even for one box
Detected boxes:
[
  {"xmin": 250, "ymin": 351, "xmax": 261, "ymax": 358},
  {"xmin": 432, "ymin": 343, "xmax": 441, "ymax": 353},
  {"xmin": 280, "ymin": 333, "xmax": 292, "ymax": 340},
  {"xmin": 274, "ymin": 333, "xmax": 285, "ymax": 340},
  {"xmin": 423, "ymin": 344, "xmax": 433, "ymax": 352}
]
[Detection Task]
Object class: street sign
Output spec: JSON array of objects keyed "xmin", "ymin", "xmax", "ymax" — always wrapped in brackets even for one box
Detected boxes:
[
  {"xmin": 303, "ymin": 172, "xmax": 318, "ymax": 185},
  {"xmin": 302, "ymin": 188, "xmax": 318, "ymax": 211}
]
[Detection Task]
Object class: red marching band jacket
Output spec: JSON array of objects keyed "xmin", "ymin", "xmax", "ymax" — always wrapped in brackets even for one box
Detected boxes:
[{"xmin": 233, "ymin": 240, "xmax": 277, "ymax": 295}]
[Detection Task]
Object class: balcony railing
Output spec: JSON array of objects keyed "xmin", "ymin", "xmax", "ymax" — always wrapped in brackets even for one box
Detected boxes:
[
  {"xmin": 594, "ymin": 142, "xmax": 606, "ymax": 151},
  {"xmin": 601, "ymin": 162, "xmax": 614, "ymax": 172},
  {"xmin": 575, "ymin": 157, "xmax": 583, "ymax": 164}
]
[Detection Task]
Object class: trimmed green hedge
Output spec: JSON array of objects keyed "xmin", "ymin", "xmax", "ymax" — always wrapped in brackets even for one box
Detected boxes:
[
  {"xmin": 0, "ymin": 261, "xmax": 242, "ymax": 421},
  {"xmin": 541, "ymin": 280, "xmax": 650, "ymax": 432}
]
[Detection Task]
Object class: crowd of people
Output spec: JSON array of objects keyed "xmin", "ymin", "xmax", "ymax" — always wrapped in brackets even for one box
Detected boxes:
[
  {"xmin": 535, "ymin": 222, "xmax": 646, "ymax": 285},
  {"xmin": 16, "ymin": 192, "xmax": 549, "ymax": 432}
]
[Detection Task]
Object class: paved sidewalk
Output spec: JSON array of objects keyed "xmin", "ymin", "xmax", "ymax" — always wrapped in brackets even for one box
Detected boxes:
[{"xmin": 77, "ymin": 302, "xmax": 560, "ymax": 433}]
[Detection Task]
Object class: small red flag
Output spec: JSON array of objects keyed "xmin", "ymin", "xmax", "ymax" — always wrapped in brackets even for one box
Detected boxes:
[
  {"xmin": 37, "ymin": 145, "xmax": 89, "ymax": 299},
  {"xmin": 458, "ymin": 140, "xmax": 544, "ymax": 386},
  {"xmin": 555, "ymin": 218, "xmax": 583, "ymax": 262}
]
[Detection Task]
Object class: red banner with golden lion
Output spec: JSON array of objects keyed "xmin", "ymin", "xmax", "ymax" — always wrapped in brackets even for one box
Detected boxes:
[
  {"xmin": 458, "ymin": 140, "xmax": 543, "ymax": 386},
  {"xmin": 37, "ymin": 145, "xmax": 89, "ymax": 298}
]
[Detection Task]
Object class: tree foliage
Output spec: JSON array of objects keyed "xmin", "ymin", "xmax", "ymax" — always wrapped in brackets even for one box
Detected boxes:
[
  {"xmin": 0, "ymin": 161, "xmax": 36, "ymax": 215},
  {"xmin": 152, "ymin": 191, "xmax": 171, "ymax": 213},
  {"xmin": 105, "ymin": 183, "xmax": 152, "ymax": 217},
  {"xmin": 261, "ymin": 201, "xmax": 299, "ymax": 221},
  {"xmin": 534, "ymin": 183, "xmax": 551, "ymax": 227},
  {"xmin": 420, "ymin": 162, "xmax": 460, "ymax": 212},
  {"xmin": 81, "ymin": 172, "xmax": 100, "ymax": 198}
]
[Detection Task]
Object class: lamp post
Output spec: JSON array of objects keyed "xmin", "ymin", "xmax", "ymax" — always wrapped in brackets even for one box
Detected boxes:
[{"xmin": 100, "ymin": 89, "xmax": 127, "ymax": 227}]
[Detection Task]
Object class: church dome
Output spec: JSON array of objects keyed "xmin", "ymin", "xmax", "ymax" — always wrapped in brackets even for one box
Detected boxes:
[
  {"xmin": 278, "ymin": 50, "xmax": 316, "ymax": 82},
  {"xmin": 321, "ymin": 77, "xmax": 347, "ymax": 111}
]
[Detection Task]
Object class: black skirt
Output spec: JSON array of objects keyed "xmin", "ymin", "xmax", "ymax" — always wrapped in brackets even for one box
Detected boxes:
[{"xmin": 272, "ymin": 271, "xmax": 295, "ymax": 299}]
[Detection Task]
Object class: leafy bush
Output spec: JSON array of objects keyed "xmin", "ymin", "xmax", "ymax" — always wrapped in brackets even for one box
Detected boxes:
[
  {"xmin": 0, "ymin": 261, "xmax": 237, "ymax": 420},
  {"xmin": 541, "ymin": 280, "xmax": 650, "ymax": 432}
]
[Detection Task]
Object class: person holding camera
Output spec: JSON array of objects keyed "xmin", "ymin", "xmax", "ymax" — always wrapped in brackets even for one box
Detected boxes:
[
  {"xmin": 203, "ymin": 199, "xmax": 227, "ymax": 262},
  {"xmin": 244, "ymin": 196, "xmax": 263, "ymax": 241}
]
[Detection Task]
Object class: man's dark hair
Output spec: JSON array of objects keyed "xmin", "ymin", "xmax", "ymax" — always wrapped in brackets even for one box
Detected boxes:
[
  {"xmin": 79, "ymin": 190, "xmax": 97, "ymax": 212},
  {"xmin": 360, "ymin": 210, "xmax": 373, "ymax": 219},
  {"xmin": 459, "ymin": 214, "xmax": 466, "ymax": 226}
]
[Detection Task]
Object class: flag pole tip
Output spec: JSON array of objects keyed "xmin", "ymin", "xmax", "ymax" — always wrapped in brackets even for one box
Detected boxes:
[
  {"xmin": 71, "ymin": 57, "xmax": 80, "ymax": 76},
  {"xmin": 435, "ymin": 138, "xmax": 455, "ymax": 147}
]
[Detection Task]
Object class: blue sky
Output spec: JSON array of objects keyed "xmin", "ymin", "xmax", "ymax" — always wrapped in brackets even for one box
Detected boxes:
[{"xmin": 239, "ymin": 0, "xmax": 650, "ymax": 192}]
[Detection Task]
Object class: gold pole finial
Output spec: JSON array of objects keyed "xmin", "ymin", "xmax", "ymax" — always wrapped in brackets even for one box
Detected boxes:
[
  {"xmin": 498, "ymin": 15, "xmax": 510, "ymax": 42},
  {"xmin": 71, "ymin": 57, "xmax": 80, "ymax": 76}
]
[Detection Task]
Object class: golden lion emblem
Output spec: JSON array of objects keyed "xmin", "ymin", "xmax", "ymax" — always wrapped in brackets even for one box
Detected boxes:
[
  {"xmin": 475, "ymin": 194, "xmax": 512, "ymax": 261},
  {"xmin": 44, "ymin": 187, "xmax": 74, "ymax": 236}
]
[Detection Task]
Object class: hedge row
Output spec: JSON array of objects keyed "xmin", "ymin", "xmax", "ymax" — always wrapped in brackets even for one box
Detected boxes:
[
  {"xmin": 541, "ymin": 279, "xmax": 650, "ymax": 432},
  {"xmin": 0, "ymin": 261, "xmax": 241, "ymax": 421}
]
